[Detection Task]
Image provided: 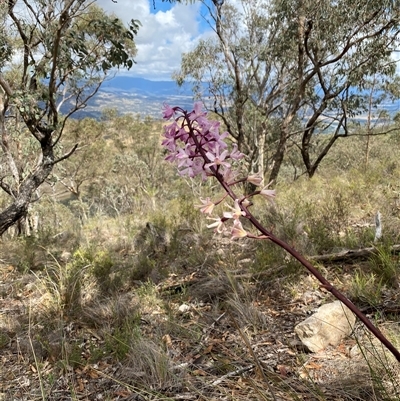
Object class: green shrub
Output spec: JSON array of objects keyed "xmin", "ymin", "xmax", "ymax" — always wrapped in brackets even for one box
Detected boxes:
[{"xmin": 369, "ymin": 243, "xmax": 399, "ymax": 288}]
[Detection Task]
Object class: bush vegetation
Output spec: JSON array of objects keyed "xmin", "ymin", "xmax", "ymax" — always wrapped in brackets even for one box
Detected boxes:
[{"xmin": 1, "ymin": 110, "xmax": 400, "ymax": 400}]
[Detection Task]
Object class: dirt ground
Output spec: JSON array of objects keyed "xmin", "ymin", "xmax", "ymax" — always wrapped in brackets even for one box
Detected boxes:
[{"xmin": 1, "ymin": 249, "xmax": 400, "ymax": 401}]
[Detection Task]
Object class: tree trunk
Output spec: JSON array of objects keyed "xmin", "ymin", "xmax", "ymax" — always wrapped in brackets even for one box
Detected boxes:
[
  {"xmin": 268, "ymin": 133, "xmax": 287, "ymax": 184},
  {"xmin": 0, "ymin": 145, "xmax": 54, "ymax": 236},
  {"xmin": 268, "ymin": 114, "xmax": 294, "ymax": 183}
]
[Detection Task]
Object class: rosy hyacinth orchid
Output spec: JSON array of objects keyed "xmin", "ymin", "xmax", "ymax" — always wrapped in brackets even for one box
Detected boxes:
[
  {"xmin": 247, "ymin": 172, "xmax": 264, "ymax": 186},
  {"xmin": 196, "ymin": 197, "xmax": 215, "ymax": 215},
  {"xmin": 160, "ymin": 102, "xmax": 400, "ymax": 363},
  {"xmin": 205, "ymin": 147, "xmax": 231, "ymax": 170},
  {"xmin": 189, "ymin": 101, "xmax": 207, "ymax": 121},
  {"xmin": 260, "ymin": 183, "xmax": 276, "ymax": 203},
  {"xmin": 206, "ymin": 217, "xmax": 225, "ymax": 233},
  {"xmin": 231, "ymin": 220, "xmax": 248, "ymax": 239},
  {"xmin": 162, "ymin": 103, "xmax": 175, "ymax": 119},
  {"xmin": 223, "ymin": 199, "xmax": 246, "ymax": 220}
]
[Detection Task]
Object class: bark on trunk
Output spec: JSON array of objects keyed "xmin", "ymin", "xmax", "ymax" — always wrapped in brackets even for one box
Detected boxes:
[
  {"xmin": 0, "ymin": 145, "xmax": 54, "ymax": 236},
  {"xmin": 268, "ymin": 116, "xmax": 294, "ymax": 183},
  {"xmin": 268, "ymin": 133, "xmax": 287, "ymax": 184}
]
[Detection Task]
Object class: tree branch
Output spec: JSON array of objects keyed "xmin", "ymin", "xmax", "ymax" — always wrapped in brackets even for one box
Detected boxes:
[{"xmin": 51, "ymin": 144, "xmax": 78, "ymax": 165}]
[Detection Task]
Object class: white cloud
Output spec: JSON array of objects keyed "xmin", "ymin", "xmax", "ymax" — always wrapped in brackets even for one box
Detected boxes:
[{"xmin": 96, "ymin": 0, "xmax": 209, "ymax": 80}]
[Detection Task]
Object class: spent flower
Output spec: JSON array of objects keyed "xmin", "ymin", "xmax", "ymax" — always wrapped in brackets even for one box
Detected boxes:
[
  {"xmin": 206, "ymin": 217, "xmax": 225, "ymax": 233},
  {"xmin": 260, "ymin": 182, "xmax": 276, "ymax": 203},
  {"xmin": 231, "ymin": 220, "xmax": 248, "ymax": 239},
  {"xmin": 247, "ymin": 172, "xmax": 264, "ymax": 186},
  {"xmin": 196, "ymin": 197, "xmax": 215, "ymax": 215},
  {"xmin": 223, "ymin": 199, "xmax": 246, "ymax": 220}
]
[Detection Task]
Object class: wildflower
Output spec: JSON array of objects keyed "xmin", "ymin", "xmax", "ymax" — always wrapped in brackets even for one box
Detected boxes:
[
  {"xmin": 231, "ymin": 220, "xmax": 248, "ymax": 239},
  {"xmin": 162, "ymin": 121, "xmax": 179, "ymax": 151},
  {"xmin": 242, "ymin": 198, "xmax": 251, "ymax": 207},
  {"xmin": 191, "ymin": 158, "xmax": 209, "ymax": 180},
  {"xmin": 161, "ymin": 103, "xmax": 240, "ymax": 180},
  {"xmin": 178, "ymin": 164, "xmax": 195, "ymax": 178},
  {"xmin": 230, "ymin": 144, "xmax": 244, "ymax": 160},
  {"xmin": 206, "ymin": 217, "xmax": 225, "ymax": 233},
  {"xmin": 223, "ymin": 199, "xmax": 246, "ymax": 220},
  {"xmin": 247, "ymin": 172, "xmax": 264, "ymax": 186},
  {"xmin": 205, "ymin": 145, "xmax": 231, "ymax": 171},
  {"xmin": 162, "ymin": 103, "xmax": 175, "ymax": 120},
  {"xmin": 259, "ymin": 182, "xmax": 276, "ymax": 203},
  {"xmin": 222, "ymin": 167, "xmax": 237, "ymax": 185},
  {"xmin": 196, "ymin": 197, "xmax": 215, "ymax": 215},
  {"xmin": 189, "ymin": 101, "xmax": 207, "ymax": 121},
  {"xmin": 260, "ymin": 186, "xmax": 276, "ymax": 203},
  {"xmin": 209, "ymin": 126, "xmax": 229, "ymax": 149},
  {"xmin": 175, "ymin": 146, "xmax": 191, "ymax": 167}
]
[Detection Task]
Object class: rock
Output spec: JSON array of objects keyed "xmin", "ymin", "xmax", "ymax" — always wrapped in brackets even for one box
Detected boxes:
[
  {"xmin": 60, "ymin": 251, "xmax": 72, "ymax": 262},
  {"xmin": 350, "ymin": 344, "xmax": 362, "ymax": 359},
  {"xmin": 178, "ymin": 304, "xmax": 191, "ymax": 313},
  {"xmin": 294, "ymin": 300, "xmax": 356, "ymax": 352}
]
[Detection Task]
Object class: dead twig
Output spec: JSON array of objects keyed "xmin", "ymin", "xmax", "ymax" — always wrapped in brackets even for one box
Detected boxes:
[
  {"xmin": 211, "ymin": 364, "xmax": 255, "ymax": 386},
  {"xmin": 309, "ymin": 244, "xmax": 400, "ymax": 263}
]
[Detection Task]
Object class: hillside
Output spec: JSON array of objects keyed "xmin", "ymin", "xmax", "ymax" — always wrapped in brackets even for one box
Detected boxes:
[
  {"xmin": 71, "ymin": 77, "xmax": 198, "ymax": 119},
  {"xmin": 1, "ymin": 113, "xmax": 400, "ymax": 400},
  {"xmin": 67, "ymin": 76, "xmax": 400, "ymax": 124}
]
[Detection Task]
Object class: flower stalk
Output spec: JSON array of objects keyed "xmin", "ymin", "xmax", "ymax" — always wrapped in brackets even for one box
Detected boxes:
[{"xmin": 162, "ymin": 103, "xmax": 400, "ymax": 363}]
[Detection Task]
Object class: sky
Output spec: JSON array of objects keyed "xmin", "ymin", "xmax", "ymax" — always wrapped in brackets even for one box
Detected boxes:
[{"xmin": 97, "ymin": 0, "xmax": 214, "ymax": 81}]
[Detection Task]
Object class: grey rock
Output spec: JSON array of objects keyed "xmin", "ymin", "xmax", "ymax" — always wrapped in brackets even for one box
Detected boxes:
[{"xmin": 294, "ymin": 300, "xmax": 356, "ymax": 352}]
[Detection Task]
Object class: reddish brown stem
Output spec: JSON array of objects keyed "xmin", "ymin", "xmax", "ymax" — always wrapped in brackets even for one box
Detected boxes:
[
  {"xmin": 245, "ymin": 196, "xmax": 400, "ymax": 361},
  {"xmin": 183, "ymin": 112, "xmax": 400, "ymax": 363},
  {"xmin": 264, "ymin": 232, "xmax": 400, "ymax": 362},
  {"xmin": 244, "ymin": 187, "xmax": 400, "ymax": 362}
]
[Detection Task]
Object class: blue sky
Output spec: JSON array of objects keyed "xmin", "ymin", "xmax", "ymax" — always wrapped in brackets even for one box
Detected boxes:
[
  {"xmin": 149, "ymin": 0, "xmax": 213, "ymax": 33},
  {"xmin": 97, "ymin": 0, "xmax": 214, "ymax": 81}
]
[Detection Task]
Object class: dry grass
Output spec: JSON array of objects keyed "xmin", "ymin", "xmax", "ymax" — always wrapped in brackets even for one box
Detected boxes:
[{"xmin": 1, "ymin": 119, "xmax": 400, "ymax": 400}]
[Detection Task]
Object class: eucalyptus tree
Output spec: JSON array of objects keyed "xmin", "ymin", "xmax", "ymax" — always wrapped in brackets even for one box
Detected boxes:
[
  {"xmin": 0, "ymin": 0, "xmax": 138, "ymax": 235},
  {"xmin": 175, "ymin": 0, "xmax": 400, "ymax": 182}
]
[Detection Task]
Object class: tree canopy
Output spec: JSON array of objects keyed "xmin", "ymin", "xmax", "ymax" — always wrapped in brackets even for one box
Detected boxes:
[
  {"xmin": 175, "ymin": 0, "xmax": 400, "ymax": 182},
  {"xmin": 0, "ymin": 0, "xmax": 138, "ymax": 235}
]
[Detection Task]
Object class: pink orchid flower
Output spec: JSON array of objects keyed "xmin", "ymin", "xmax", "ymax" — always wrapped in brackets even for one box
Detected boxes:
[
  {"xmin": 223, "ymin": 199, "xmax": 246, "ymax": 220},
  {"xmin": 206, "ymin": 217, "xmax": 225, "ymax": 233},
  {"xmin": 189, "ymin": 102, "xmax": 206, "ymax": 121},
  {"xmin": 196, "ymin": 197, "xmax": 215, "ymax": 215},
  {"xmin": 205, "ymin": 147, "xmax": 231, "ymax": 170},
  {"xmin": 231, "ymin": 220, "xmax": 248, "ymax": 239},
  {"xmin": 230, "ymin": 144, "xmax": 244, "ymax": 160},
  {"xmin": 162, "ymin": 103, "xmax": 175, "ymax": 119}
]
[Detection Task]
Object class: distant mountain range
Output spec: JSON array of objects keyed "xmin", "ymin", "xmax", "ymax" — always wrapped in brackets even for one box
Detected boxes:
[
  {"xmin": 70, "ymin": 76, "xmax": 400, "ymax": 121},
  {"xmin": 73, "ymin": 76, "xmax": 198, "ymax": 119},
  {"xmin": 101, "ymin": 76, "xmax": 190, "ymax": 95}
]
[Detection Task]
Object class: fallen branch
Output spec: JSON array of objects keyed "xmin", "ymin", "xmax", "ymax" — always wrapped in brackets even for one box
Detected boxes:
[
  {"xmin": 310, "ymin": 244, "xmax": 400, "ymax": 263},
  {"xmin": 211, "ymin": 364, "xmax": 255, "ymax": 386}
]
